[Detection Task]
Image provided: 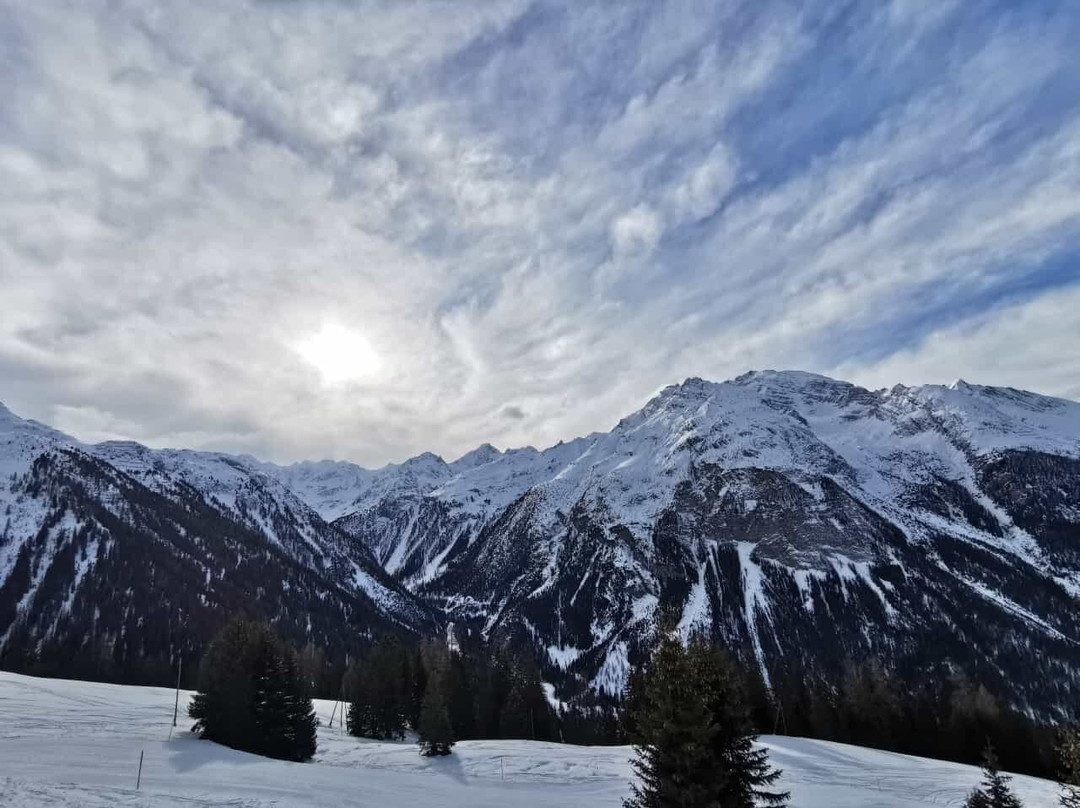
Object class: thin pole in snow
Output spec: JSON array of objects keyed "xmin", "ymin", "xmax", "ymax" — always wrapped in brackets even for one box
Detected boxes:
[
  {"xmin": 136, "ymin": 750, "xmax": 144, "ymax": 790},
  {"xmin": 172, "ymin": 656, "xmax": 182, "ymax": 727},
  {"xmin": 772, "ymin": 702, "xmax": 786, "ymax": 736},
  {"xmin": 337, "ymin": 680, "xmax": 345, "ymax": 729},
  {"xmin": 500, "ymin": 756, "xmax": 505, "ymax": 781}
]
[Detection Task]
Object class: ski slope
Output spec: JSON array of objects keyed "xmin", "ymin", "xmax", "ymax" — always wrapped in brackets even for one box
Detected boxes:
[{"xmin": 0, "ymin": 671, "xmax": 1061, "ymax": 807}]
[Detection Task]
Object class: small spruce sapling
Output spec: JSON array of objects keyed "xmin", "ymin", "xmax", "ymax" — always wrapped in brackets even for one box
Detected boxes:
[{"xmin": 963, "ymin": 742, "xmax": 1023, "ymax": 808}]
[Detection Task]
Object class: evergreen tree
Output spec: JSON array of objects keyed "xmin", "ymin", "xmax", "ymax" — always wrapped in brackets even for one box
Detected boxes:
[
  {"xmin": 475, "ymin": 651, "xmax": 510, "ymax": 738},
  {"xmin": 251, "ymin": 634, "xmax": 292, "ymax": 760},
  {"xmin": 1059, "ymin": 728, "xmax": 1080, "ymax": 808},
  {"xmin": 406, "ymin": 646, "xmax": 427, "ymax": 730},
  {"xmin": 189, "ymin": 618, "xmax": 262, "ymax": 751},
  {"xmin": 498, "ymin": 651, "xmax": 555, "ymax": 740},
  {"xmin": 418, "ymin": 649, "xmax": 455, "ymax": 756},
  {"xmin": 624, "ymin": 636, "xmax": 717, "ymax": 808},
  {"xmin": 839, "ymin": 659, "xmax": 903, "ymax": 748},
  {"xmin": 445, "ymin": 651, "xmax": 476, "ymax": 740},
  {"xmin": 188, "ymin": 617, "xmax": 318, "ymax": 762},
  {"xmin": 693, "ymin": 641, "xmax": 788, "ymax": 807},
  {"xmin": 283, "ymin": 648, "xmax": 319, "ymax": 762},
  {"xmin": 345, "ymin": 664, "xmax": 377, "ymax": 738},
  {"xmin": 624, "ymin": 634, "xmax": 788, "ymax": 808},
  {"xmin": 963, "ymin": 742, "xmax": 1023, "ymax": 808},
  {"xmin": 345, "ymin": 641, "xmax": 408, "ymax": 740}
]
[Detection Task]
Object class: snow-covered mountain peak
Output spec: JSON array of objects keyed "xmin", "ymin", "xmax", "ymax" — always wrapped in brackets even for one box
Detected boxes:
[
  {"xmin": 733, "ymin": 368, "xmax": 841, "ymax": 388},
  {"xmin": 403, "ymin": 451, "xmax": 446, "ymax": 467},
  {"xmin": 452, "ymin": 442, "xmax": 503, "ymax": 470},
  {"xmin": 0, "ymin": 402, "xmax": 78, "ymax": 478},
  {"xmin": 883, "ymin": 379, "xmax": 1080, "ymax": 458},
  {"xmin": 0, "ymin": 402, "xmax": 66, "ymax": 438}
]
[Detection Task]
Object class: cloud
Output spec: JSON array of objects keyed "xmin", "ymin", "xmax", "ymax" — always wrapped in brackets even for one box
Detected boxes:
[
  {"xmin": 836, "ymin": 284, "xmax": 1080, "ymax": 400},
  {"xmin": 499, "ymin": 404, "xmax": 527, "ymax": 420},
  {"xmin": 668, "ymin": 143, "xmax": 738, "ymax": 224},
  {"xmin": 0, "ymin": 0, "xmax": 1078, "ymax": 465},
  {"xmin": 610, "ymin": 204, "xmax": 664, "ymax": 258}
]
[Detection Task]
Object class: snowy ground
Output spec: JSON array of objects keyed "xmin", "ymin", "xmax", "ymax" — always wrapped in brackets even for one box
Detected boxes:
[{"xmin": 0, "ymin": 671, "xmax": 1061, "ymax": 807}]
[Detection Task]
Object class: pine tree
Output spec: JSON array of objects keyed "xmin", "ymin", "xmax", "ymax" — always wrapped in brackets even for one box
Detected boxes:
[
  {"xmin": 624, "ymin": 635, "xmax": 716, "ymax": 808},
  {"xmin": 189, "ymin": 617, "xmax": 261, "ymax": 751},
  {"xmin": 445, "ymin": 651, "xmax": 476, "ymax": 741},
  {"xmin": 251, "ymin": 634, "xmax": 292, "ymax": 760},
  {"xmin": 346, "ymin": 660, "xmax": 377, "ymax": 738},
  {"xmin": 498, "ymin": 652, "xmax": 554, "ymax": 740},
  {"xmin": 406, "ymin": 647, "xmax": 427, "ymax": 730},
  {"xmin": 418, "ymin": 654, "xmax": 455, "ymax": 757},
  {"xmin": 963, "ymin": 742, "xmax": 1024, "ymax": 808},
  {"xmin": 1059, "ymin": 728, "xmax": 1080, "ymax": 808},
  {"xmin": 623, "ymin": 634, "xmax": 788, "ymax": 808},
  {"xmin": 345, "ymin": 641, "xmax": 408, "ymax": 740},
  {"xmin": 283, "ymin": 649, "xmax": 318, "ymax": 762},
  {"xmin": 691, "ymin": 639, "xmax": 788, "ymax": 807},
  {"xmin": 189, "ymin": 617, "xmax": 318, "ymax": 762}
]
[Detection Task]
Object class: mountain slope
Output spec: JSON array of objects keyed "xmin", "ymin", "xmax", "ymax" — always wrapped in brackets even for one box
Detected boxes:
[
  {"xmin": 270, "ymin": 371, "xmax": 1080, "ymax": 717},
  {"xmin": 2, "ymin": 371, "xmax": 1078, "ymax": 719},
  {"xmin": 0, "ymin": 404, "xmax": 434, "ymax": 682}
]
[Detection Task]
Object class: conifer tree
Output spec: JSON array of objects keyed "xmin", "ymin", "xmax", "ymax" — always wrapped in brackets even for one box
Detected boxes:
[
  {"xmin": 251, "ymin": 634, "xmax": 292, "ymax": 760},
  {"xmin": 624, "ymin": 635, "xmax": 715, "ymax": 808},
  {"xmin": 283, "ymin": 648, "xmax": 319, "ymax": 762},
  {"xmin": 624, "ymin": 634, "xmax": 788, "ymax": 808},
  {"xmin": 418, "ymin": 651, "xmax": 455, "ymax": 756},
  {"xmin": 345, "ymin": 641, "xmax": 408, "ymax": 740},
  {"xmin": 189, "ymin": 617, "xmax": 318, "ymax": 762},
  {"xmin": 189, "ymin": 618, "xmax": 261, "ymax": 751},
  {"xmin": 406, "ymin": 646, "xmax": 427, "ymax": 730},
  {"xmin": 346, "ymin": 660, "xmax": 381, "ymax": 738},
  {"xmin": 1059, "ymin": 729, "xmax": 1080, "ymax": 808},
  {"xmin": 445, "ymin": 651, "xmax": 476, "ymax": 740},
  {"xmin": 963, "ymin": 742, "xmax": 1023, "ymax": 808},
  {"xmin": 692, "ymin": 640, "xmax": 788, "ymax": 807}
]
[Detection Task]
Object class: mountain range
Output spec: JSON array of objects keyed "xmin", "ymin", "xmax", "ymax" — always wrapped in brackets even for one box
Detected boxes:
[{"xmin": 1, "ymin": 370, "xmax": 1077, "ymax": 719}]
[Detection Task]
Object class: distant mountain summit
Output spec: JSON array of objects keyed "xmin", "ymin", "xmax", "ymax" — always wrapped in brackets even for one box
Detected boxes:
[{"xmin": 1, "ymin": 372, "xmax": 1078, "ymax": 719}]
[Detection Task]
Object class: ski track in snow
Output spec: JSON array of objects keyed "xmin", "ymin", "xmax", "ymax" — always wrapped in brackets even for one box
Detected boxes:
[{"xmin": 0, "ymin": 671, "xmax": 1062, "ymax": 807}]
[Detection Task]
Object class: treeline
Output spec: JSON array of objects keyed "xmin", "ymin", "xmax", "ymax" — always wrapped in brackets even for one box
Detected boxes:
[
  {"xmin": 764, "ymin": 658, "xmax": 1063, "ymax": 780},
  {"xmin": 342, "ymin": 633, "xmax": 559, "ymax": 748},
  {"xmin": 183, "ymin": 621, "xmax": 1070, "ymax": 776}
]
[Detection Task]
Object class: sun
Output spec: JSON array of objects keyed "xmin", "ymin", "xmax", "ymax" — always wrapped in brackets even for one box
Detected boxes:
[{"xmin": 296, "ymin": 323, "xmax": 383, "ymax": 385}]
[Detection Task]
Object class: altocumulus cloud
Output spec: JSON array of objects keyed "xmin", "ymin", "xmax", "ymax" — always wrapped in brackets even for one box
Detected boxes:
[{"xmin": 1, "ymin": 0, "xmax": 1079, "ymax": 465}]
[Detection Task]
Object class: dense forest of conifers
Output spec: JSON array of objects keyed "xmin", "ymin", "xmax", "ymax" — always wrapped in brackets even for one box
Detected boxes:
[
  {"xmin": 327, "ymin": 630, "xmax": 1066, "ymax": 781},
  {"xmin": 2, "ymin": 608, "xmax": 1068, "ymax": 780},
  {"xmin": 186, "ymin": 619, "xmax": 1079, "ymax": 808},
  {"xmin": 335, "ymin": 631, "xmax": 621, "ymax": 747},
  {"xmin": 2, "ymin": 610, "xmax": 1070, "ymax": 780}
]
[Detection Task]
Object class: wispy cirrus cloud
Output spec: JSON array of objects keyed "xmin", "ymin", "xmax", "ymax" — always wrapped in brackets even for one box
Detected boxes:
[{"xmin": 1, "ymin": 0, "xmax": 1078, "ymax": 465}]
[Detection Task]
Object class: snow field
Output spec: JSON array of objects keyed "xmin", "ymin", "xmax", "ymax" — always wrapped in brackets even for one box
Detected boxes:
[{"xmin": 0, "ymin": 671, "xmax": 1061, "ymax": 807}]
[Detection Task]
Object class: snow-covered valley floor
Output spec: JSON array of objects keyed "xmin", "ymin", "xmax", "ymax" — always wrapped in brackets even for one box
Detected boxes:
[{"xmin": 0, "ymin": 671, "xmax": 1061, "ymax": 807}]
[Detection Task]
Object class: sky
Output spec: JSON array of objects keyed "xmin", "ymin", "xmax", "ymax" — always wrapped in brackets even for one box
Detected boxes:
[{"xmin": 1, "ymin": 0, "xmax": 1079, "ymax": 467}]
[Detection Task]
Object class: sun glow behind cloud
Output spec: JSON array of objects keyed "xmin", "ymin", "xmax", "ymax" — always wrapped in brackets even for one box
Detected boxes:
[
  {"xmin": 1, "ymin": 1, "xmax": 1079, "ymax": 465},
  {"xmin": 296, "ymin": 324, "xmax": 383, "ymax": 385}
]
